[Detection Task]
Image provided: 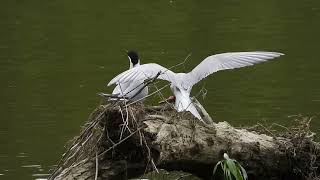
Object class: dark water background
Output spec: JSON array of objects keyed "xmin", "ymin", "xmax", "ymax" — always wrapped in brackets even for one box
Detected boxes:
[{"xmin": 1, "ymin": 0, "xmax": 320, "ymax": 179}]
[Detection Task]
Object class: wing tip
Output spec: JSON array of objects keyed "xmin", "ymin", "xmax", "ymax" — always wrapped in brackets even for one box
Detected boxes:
[
  {"xmin": 107, "ymin": 80, "xmax": 115, "ymax": 86},
  {"xmin": 273, "ymin": 52, "xmax": 285, "ymax": 56},
  {"xmin": 258, "ymin": 51, "xmax": 285, "ymax": 56}
]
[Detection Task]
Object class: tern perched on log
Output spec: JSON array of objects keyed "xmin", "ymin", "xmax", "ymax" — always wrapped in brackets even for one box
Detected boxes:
[
  {"xmin": 108, "ymin": 51, "xmax": 284, "ymax": 120},
  {"xmin": 109, "ymin": 51, "xmax": 148, "ymax": 101}
]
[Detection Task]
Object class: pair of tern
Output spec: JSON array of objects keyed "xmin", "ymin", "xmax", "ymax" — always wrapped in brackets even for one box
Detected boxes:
[{"xmin": 108, "ymin": 51, "xmax": 284, "ymax": 120}]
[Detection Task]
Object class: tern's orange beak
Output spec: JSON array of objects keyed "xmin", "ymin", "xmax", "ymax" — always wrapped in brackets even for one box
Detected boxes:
[
  {"xmin": 159, "ymin": 96, "xmax": 176, "ymax": 104},
  {"xmin": 167, "ymin": 96, "xmax": 176, "ymax": 103}
]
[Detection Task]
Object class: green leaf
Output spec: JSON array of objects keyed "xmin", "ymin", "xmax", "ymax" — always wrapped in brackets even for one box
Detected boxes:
[
  {"xmin": 212, "ymin": 161, "xmax": 222, "ymax": 180},
  {"xmin": 223, "ymin": 162, "xmax": 228, "ymax": 175},
  {"xmin": 238, "ymin": 163, "xmax": 248, "ymax": 180},
  {"xmin": 212, "ymin": 156, "xmax": 248, "ymax": 180},
  {"xmin": 226, "ymin": 169, "xmax": 233, "ymax": 180},
  {"xmin": 226, "ymin": 159, "xmax": 244, "ymax": 180}
]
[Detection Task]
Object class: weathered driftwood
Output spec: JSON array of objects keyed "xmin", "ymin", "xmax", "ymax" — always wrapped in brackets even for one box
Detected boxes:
[{"xmin": 49, "ymin": 102, "xmax": 320, "ymax": 180}]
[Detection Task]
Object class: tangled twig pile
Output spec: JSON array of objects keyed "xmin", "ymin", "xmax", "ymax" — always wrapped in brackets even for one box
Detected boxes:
[{"xmin": 49, "ymin": 101, "xmax": 320, "ymax": 180}]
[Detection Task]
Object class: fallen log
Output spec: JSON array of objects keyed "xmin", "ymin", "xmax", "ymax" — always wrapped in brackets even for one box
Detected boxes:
[{"xmin": 48, "ymin": 102, "xmax": 320, "ymax": 180}]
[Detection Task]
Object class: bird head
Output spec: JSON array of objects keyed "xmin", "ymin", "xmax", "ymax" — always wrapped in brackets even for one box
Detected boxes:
[{"xmin": 127, "ymin": 50, "xmax": 140, "ymax": 68}]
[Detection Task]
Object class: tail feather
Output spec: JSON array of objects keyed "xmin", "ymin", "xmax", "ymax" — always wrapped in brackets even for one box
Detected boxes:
[{"xmin": 186, "ymin": 103, "xmax": 203, "ymax": 121}]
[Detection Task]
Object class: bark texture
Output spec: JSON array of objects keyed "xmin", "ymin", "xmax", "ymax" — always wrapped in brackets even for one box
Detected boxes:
[{"xmin": 49, "ymin": 102, "xmax": 320, "ymax": 180}]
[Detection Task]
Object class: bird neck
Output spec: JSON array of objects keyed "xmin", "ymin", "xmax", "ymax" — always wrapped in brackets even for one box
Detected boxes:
[{"xmin": 129, "ymin": 60, "xmax": 140, "ymax": 69}]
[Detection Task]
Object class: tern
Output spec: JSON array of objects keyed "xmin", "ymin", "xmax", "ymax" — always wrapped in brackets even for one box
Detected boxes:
[
  {"xmin": 110, "ymin": 51, "xmax": 148, "ymax": 101},
  {"xmin": 108, "ymin": 51, "xmax": 284, "ymax": 119}
]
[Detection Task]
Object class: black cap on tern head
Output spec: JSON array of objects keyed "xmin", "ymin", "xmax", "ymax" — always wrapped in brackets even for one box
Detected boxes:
[{"xmin": 127, "ymin": 50, "xmax": 139, "ymax": 65}]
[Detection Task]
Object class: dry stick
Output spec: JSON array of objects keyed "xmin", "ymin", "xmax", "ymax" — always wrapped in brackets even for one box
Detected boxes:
[
  {"xmin": 181, "ymin": 86, "xmax": 213, "ymax": 123},
  {"xmin": 117, "ymin": 84, "xmax": 132, "ymax": 140},
  {"xmin": 130, "ymin": 71, "xmax": 162, "ymax": 100},
  {"xmin": 121, "ymin": 53, "xmax": 191, "ymax": 98},
  {"xmin": 186, "ymin": 86, "xmax": 207, "ymax": 111},
  {"xmin": 63, "ymin": 110, "xmax": 105, "ymax": 167},
  {"xmin": 146, "ymin": 114, "xmax": 169, "ymax": 121},
  {"xmin": 175, "ymin": 174, "xmax": 192, "ymax": 180},
  {"xmin": 123, "ymin": 99, "xmax": 130, "ymax": 131},
  {"xmin": 50, "ymin": 110, "xmax": 106, "ymax": 179},
  {"xmin": 96, "ymin": 125, "xmax": 146, "ymax": 159},
  {"xmin": 126, "ymin": 83, "xmax": 170, "ymax": 107},
  {"xmin": 131, "ymin": 52, "xmax": 192, "ymax": 105},
  {"xmin": 152, "ymin": 83, "xmax": 175, "ymax": 110},
  {"xmin": 109, "ymin": 52, "xmax": 192, "ymax": 108},
  {"xmin": 143, "ymin": 135, "xmax": 159, "ymax": 173},
  {"xmin": 54, "ymin": 158, "xmax": 88, "ymax": 179},
  {"xmin": 121, "ymin": 83, "xmax": 132, "ymax": 132},
  {"xmin": 92, "ymin": 133, "xmax": 104, "ymax": 154},
  {"xmin": 119, "ymin": 105, "xmax": 132, "ymax": 140},
  {"xmin": 121, "ymin": 94, "xmax": 132, "ymax": 140},
  {"xmin": 112, "ymin": 53, "xmax": 192, "ymax": 102},
  {"xmin": 118, "ymin": 105, "xmax": 126, "ymax": 140},
  {"xmin": 131, "ymin": 52, "xmax": 192, "ymax": 101},
  {"xmin": 151, "ymin": 159, "xmax": 159, "ymax": 173},
  {"xmin": 96, "ymin": 93, "xmax": 129, "ymax": 100},
  {"xmin": 140, "ymin": 132, "xmax": 159, "ymax": 175},
  {"xmin": 105, "ymin": 127, "xmax": 115, "ymax": 145},
  {"xmin": 272, "ymin": 123, "xmax": 290, "ymax": 131},
  {"xmin": 95, "ymin": 151, "xmax": 98, "ymax": 180},
  {"xmin": 129, "ymin": 108, "xmax": 143, "ymax": 146},
  {"xmin": 257, "ymin": 123, "xmax": 277, "ymax": 139},
  {"xmin": 124, "ymin": 53, "xmax": 192, "ymax": 102},
  {"xmin": 167, "ymin": 52, "xmax": 192, "ymax": 72},
  {"xmin": 65, "ymin": 129, "xmax": 96, "ymax": 171}
]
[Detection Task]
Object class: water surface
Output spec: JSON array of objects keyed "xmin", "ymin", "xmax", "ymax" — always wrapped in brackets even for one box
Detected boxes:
[{"xmin": 1, "ymin": 0, "xmax": 320, "ymax": 179}]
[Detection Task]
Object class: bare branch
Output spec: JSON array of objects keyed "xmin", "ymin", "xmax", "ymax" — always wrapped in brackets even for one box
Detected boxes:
[
  {"xmin": 94, "ymin": 151, "xmax": 98, "ymax": 180},
  {"xmin": 126, "ymin": 83, "xmax": 170, "ymax": 106}
]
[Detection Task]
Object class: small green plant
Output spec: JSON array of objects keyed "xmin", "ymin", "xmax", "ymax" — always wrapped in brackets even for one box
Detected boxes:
[{"xmin": 212, "ymin": 153, "xmax": 248, "ymax": 180}]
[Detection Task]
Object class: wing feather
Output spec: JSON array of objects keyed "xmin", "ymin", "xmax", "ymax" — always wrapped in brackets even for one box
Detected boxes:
[
  {"xmin": 108, "ymin": 63, "xmax": 176, "ymax": 86},
  {"xmin": 187, "ymin": 51, "xmax": 284, "ymax": 86}
]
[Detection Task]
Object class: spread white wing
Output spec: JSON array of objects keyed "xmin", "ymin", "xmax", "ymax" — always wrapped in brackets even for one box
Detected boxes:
[
  {"xmin": 108, "ymin": 63, "xmax": 176, "ymax": 86},
  {"xmin": 187, "ymin": 51, "xmax": 284, "ymax": 86}
]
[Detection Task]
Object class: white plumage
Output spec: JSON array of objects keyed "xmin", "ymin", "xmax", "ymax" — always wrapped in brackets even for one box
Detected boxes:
[
  {"xmin": 110, "ymin": 51, "xmax": 148, "ymax": 101},
  {"xmin": 108, "ymin": 51, "xmax": 284, "ymax": 120}
]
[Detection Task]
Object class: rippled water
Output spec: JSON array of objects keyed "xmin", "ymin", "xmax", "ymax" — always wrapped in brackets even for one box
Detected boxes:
[{"xmin": 1, "ymin": 1, "xmax": 320, "ymax": 179}]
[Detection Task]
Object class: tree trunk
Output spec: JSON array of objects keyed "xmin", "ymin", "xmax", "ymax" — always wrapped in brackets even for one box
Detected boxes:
[{"xmin": 49, "ymin": 102, "xmax": 320, "ymax": 180}]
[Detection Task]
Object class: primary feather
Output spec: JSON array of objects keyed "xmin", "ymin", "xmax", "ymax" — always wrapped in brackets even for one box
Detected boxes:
[{"xmin": 187, "ymin": 51, "xmax": 283, "ymax": 86}]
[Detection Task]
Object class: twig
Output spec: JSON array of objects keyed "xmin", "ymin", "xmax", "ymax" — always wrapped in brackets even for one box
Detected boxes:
[
  {"xmin": 95, "ymin": 151, "xmax": 98, "ymax": 180},
  {"xmin": 151, "ymin": 159, "xmax": 159, "ymax": 173},
  {"xmin": 129, "ymin": 108, "xmax": 143, "ymax": 146},
  {"xmin": 146, "ymin": 114, "xmax": 170, "ymax": 121},
  {"xmin": 96, "ymin": 125, "xmax": 146, "ymax": 159},
  {"xmin": 145, "ymin": 105, "xmax": 172, "ymax": 112},
  {"xmin": 257, "ymin": 123, "xmax": 277, "ymax": 139},
  {"xmin": 97, "ymin": 92, "xmax": 128, "ymax": 100},
  {"xmin": 49, "ymin": 110, "xmax": 105, "ymax": 179},
  {"xmin": 272, "ymin": 123, "xmax": 290, "ymax": 131},
  {"xmin": 141, "ymin": 132, "xmax": 159, "ymax": 173},
  {"xmin": 167, "ymin": 52, "xmax": 192, "ymax": 71},
  {"xmin": 152, "ymin": 84, "xmax": 175, "ymax": 110},
  {"xmin": 175, "ymin": 174, "xmax": 192, "ymax": 180},
  {"xmin": 105, "ymin": 127, "xmax": 115, "ymax": 145},
  {"xmin": 130, "ymin": 71, "xmax": 162, "ymax": 100},
  {"xmin": 125, "ymin": 52, "xmax": 191, "ymax": 99},
  {"xmin": 118, "ymin": 105, "xmax": 131, "ymax": 140},
  {"xmin": 126, "ymin": 83, "xmax": 170, "ymax": 106}
]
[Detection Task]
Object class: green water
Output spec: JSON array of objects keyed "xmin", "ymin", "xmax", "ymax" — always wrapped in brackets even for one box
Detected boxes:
[{"xmin": 1, "ymin": 1, "xmax": 320, "ymax": 179}]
